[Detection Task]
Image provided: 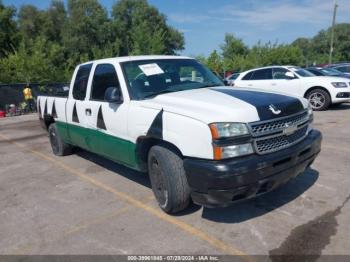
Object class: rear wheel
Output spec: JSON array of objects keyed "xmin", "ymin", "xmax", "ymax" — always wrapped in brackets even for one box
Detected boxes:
[
  {"xmin": 148, "ymin": 145, "xmax": 191, "ymax": 214},
  {"xmin": 48, "ymin": 123, "xmax": 73, "ymax": 156},
  {"xmin": 306, "ymin": 89, "xmax": 331, "ymax": 111}
]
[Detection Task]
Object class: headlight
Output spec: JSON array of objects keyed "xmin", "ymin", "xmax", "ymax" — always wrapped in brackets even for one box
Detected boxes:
[
  {"xmin": 209, "ymin": 123, "xmax": 249, "ymax": 138},
  {"xmin": 331, "ymin": 82, "xmax": 347, "ymax": 88},
  {"xmin": 213, "ymin": 143, "xmax": 254, "ymax": 160}
]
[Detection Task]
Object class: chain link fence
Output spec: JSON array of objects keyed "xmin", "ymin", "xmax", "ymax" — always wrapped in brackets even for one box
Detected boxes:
[{"xmin": 0, "ymin": 83, "xmax": 69, "ymax": 116}]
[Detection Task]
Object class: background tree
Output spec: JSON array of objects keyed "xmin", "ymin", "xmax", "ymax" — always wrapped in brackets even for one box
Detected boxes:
[
  {"xmin": 111, "ymin": 0, "xmax": 184, "ymax": 55},
  {"xmin": 0, "ymin": 1, "xmax": 19, "ymax": 57},
  {"xmin": 42, "ymin": 0, "xmax": 67, "ymax": 43},
  {"xmin": 0, "ymin": 0, "xmax": 349, "ymax": 84},
  {"xmin": 63, "ymin": 0, "xmax": 111, "ymax": 61},
  {"xmin": 206, "ymin": 50, "xmax": 223, "ymax": 75},
  {"xmin": 18, "ymin": 5, "xmax": 46, "ymax": 42},
  {"xmin": 220, "ymin": 33, "xmax": 248, "ymax": 71},
  {"xmin": 0, "ymin": 37, "xmax": 65, "ymax": 83}
]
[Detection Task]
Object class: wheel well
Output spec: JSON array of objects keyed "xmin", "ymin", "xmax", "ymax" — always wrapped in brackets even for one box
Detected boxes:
[
  {"xmin": 43, "ymin": 115, "xmax": 55, "ymax": 130},
  {"xmin": 136, "ymin": 137, "xmax": 183, "ymax": 172},
  {"xmin": 304, "ymin": 86, "xmax": 331, "ymax": 99}
]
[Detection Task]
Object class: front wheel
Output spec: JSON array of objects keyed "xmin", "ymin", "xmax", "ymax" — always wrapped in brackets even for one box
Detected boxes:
[
  {"xmin": 306, "ymin": 89, "xmax": 331, "ymax": 111},
  {"xmin": 148, "ymin": 145, "xmax": 191, "ymax": 214}
]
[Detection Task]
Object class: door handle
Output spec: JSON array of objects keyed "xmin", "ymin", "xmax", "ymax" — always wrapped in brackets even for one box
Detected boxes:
[
  {"xmin": 85, "ymin": 108, "xmax": 92, "ymax": 116},
  {"xmin": 248, "ymin": 84, "xmax": 252, "ymax": 86},
  {"xmin": 271, "ymin": 83, "xmax": 277, "ymax": 86}
]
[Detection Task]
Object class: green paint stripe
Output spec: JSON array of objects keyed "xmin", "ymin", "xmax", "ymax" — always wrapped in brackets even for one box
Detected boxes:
[{"xmin": 55, "ymin": 121, "xmax": 139, "ymax": 170}]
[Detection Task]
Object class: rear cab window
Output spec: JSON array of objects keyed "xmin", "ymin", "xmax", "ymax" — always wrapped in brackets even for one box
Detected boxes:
[
  {"xmin": 72, "ymin": 63, "xmax": 93, "ymax": 100},
  {"xmin": 250, "ymin": 68, "xmax": 273, "ymax": 80},
  {"xmin": 242, "ymin": 71, "xmax": 254, "ymax": 80}
]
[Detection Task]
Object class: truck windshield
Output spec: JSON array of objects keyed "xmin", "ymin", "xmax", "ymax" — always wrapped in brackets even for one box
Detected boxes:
[
  {"xmin": 121, "ymin": 59, "xmax": 223, "ymax": 100},
  {"xmin": 289, "ymin": 67, "xmax": 315, "ymax": 77},
  {"xmin": 320, "ymin": 68, "xmax": 343, "ymax": 76}
]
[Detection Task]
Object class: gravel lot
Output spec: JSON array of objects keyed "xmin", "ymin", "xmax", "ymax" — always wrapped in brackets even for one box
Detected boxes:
[{"xmin": 1, "ymin": 105, "xmax": 350, "ymax": 260}]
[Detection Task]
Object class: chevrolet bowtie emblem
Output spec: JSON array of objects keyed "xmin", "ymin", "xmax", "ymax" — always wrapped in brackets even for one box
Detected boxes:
[
  {"xmin": 268, "ymin": 104, "xmax": 281, "ymax": 115},
  {"xmin": 283, "ymin": 123, "xmax": 298, "ymax": 136}
]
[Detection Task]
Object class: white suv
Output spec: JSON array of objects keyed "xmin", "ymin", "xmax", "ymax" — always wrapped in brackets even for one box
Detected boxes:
[{"xmin": 234, "ymin": 65, "xmax": 350, "ymax": 110}]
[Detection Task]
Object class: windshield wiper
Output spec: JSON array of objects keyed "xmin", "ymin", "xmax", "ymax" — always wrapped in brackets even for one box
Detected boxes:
[
  {"xmin": 142, "ymin": 83, "xmax": 223, "ymax": 99},
  {"xmin": 142, "ymin": 89, "xmax": 176, "ymax": 99},
  {"xmin": 198, "ymin": 83, "xmax": 223, "ymax": 88}
]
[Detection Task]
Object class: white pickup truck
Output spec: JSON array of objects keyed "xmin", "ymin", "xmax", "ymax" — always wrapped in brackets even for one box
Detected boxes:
[{"xmin": 38, "ymin": 56, "xmax": 322, "ymax": 213}]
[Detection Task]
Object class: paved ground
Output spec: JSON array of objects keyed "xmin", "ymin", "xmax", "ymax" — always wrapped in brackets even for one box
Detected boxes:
[{"xmin": 1, "ymin": 105, "xmax": 350, "ymax": 260}]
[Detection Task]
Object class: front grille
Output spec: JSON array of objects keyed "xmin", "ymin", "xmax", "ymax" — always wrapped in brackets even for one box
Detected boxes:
[
  {"xmin": 254, "ymin": 125, "xmax": 308, "ymax": 154},
  {"xmin": 250, "ymin": 111, "xmax": 308, "ymax": 137},
  {"xmin": 249, "ymin": 111, "xmax": 310, "ymax": 155}
]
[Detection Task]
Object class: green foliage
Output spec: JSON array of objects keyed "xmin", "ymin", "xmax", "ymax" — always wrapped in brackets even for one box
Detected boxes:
[
  {"xmin": 1, "ymin": 0, "xmax": 349, "ymax": 84},
  {"xmin": 63, "ymin": 0, "xmax": 110, "ymax": 59},
  {"xmin": 204, "ymin": 40, "xmax": 305, "ymax": 74},
  {"xmin": 0, "ymin": 1, "xmax": 18, "ymax": 57},
  {"xmin": 192, "ymin": 55, "xmax": 207, "ymax": 65},
  {"xmin": 111, "ymin": 0, "xmax": 184, "ymax": 56},
  {"xmin": 293, "ymin": 23, "xmax": 350, "ymax": 65},
  {"xmin": 206, "ymin": 50, "xmax": 223, "ymax": 74},
  {"xmin": 220, "ymin": 34, "xmax": 248, "ymax": 71},
  {"xmin": 203, "ymin": 24, "xmax": 350, "ymax": 74},
  {"xmin": 0, "ymin": 37, "xmax": 66, "ymax": 83},
  {"xmin": 0, "ymin": 0, "xmax": 184, "ymax": 84}
]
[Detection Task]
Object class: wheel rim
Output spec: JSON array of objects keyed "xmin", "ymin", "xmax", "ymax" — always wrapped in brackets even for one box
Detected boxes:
[
  {"xmin": 150, "ymin": 156, "xmax": 168, "ymax": 207},
  {"xmin": 49, "ymin": 128, "xmax": 59, "ymax": 154},
  {"xmin": 309, "ymin": 92, "xmax": 326, "ymax": 109}
]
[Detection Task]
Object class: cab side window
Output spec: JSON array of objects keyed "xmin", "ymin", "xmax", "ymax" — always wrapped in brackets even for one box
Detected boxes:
[
  {"xmin": 73, "ymin": 63, "xmax": 92, "ymax": 100},
  {"xmin": 91, "ymin": 64, "xmax": 121, "ymax": 101},
  {"xmin": 273, "ymin": 68, "xmax": 289, "ymax": 79},
  {"xmin": 242, "ymin": 71, "xmax": 254, "ymax": 80},
  {"xmin": 336, "ymin": 66, "xmax": 349, "ymax": 73},
  {"xmin": 250, "ymin": 68, "xmax": 272, "ymax": 80}
]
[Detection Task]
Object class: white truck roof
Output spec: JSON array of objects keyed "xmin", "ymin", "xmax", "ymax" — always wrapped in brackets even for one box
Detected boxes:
[{"xmin": 80, "ymin": 55, "xmax": 193, "ymax": 66}]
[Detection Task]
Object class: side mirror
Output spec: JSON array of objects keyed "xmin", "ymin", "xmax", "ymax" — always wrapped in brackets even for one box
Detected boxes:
[
  {"xmin": 285, "ymin": 71, "xmax": 296, "ymax": 79},
  {"xmin": 104, "ymin": 87, "xmax": 123, "ymax": 103}
]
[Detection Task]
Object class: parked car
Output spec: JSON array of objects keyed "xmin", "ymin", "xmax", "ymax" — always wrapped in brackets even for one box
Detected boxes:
[
  {"xmin": 306, "ymin": 67, "xmax": 350, "ymax": 79},
  {"xmin": 234, "ymin": 65, "xmax": 350, "ymax": 110},
  {"xmin": 327, "ymin": 63, "xmax": 350, "ymax": 75},
  {"xmin": 38, "ymin": 56, "xmax": 321, "ymax": 213},
  {"xmin": 225, "ymin": 73, "xmax": 240, "ymax": 86}
]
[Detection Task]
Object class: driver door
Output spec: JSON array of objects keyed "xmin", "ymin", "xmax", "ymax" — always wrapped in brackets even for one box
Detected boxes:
[{"xmin": 84, "ymin": 63, "xmax": 130, "ymax": 165}]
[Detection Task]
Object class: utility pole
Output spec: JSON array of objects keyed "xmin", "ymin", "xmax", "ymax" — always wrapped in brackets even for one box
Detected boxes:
[{"xmin": 329, "ymin": 0, "xmax": 338, "ymax": 65}]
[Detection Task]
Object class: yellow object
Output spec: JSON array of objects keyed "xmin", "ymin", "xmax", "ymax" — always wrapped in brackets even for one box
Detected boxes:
[{"xmin": 23, "ymin": 87, "xmax": 33, "ymax": 100}]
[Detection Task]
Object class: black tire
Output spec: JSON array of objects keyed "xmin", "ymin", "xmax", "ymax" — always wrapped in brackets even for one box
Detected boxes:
[
  {"xmin": 331, "ymin": 103, "xmax": 343, "ymax": 107},
  {"xmin": 148, "ymin": 145, "xmax": 191, "ymax": 214},
  {"xmin": 306, "ymin": 89, "xmax": 331, "ymax": 111},
  {"xmin": 48, "ymin": 123, "xmax": 73, "ymax": 156}
]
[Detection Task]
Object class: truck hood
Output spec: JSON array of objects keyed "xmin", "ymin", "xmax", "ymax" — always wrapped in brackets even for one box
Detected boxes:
[{"xmin": 138, "ymin": 87, "xmax": 306, "ymax": 124}]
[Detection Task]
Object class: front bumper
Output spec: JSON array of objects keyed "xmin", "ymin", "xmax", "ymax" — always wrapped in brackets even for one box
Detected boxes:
[
  {"xmin": 335, "ymin": 92, "xmax": 350, "ymax": 99},
  {"xmin": 183, "ymin": 129, "xmax": 322, "ymax": 208}
]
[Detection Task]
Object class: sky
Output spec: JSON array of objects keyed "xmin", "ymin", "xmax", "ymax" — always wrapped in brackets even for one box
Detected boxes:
[{"xmin": 3, "ymin": 0, "xmax": 350, "ymax": 56}]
